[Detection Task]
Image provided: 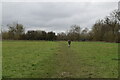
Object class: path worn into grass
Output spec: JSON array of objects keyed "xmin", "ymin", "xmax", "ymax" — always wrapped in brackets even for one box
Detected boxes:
[{"xmin": 53, "ymin": 42, "xmax": 83, "ymax": 78}]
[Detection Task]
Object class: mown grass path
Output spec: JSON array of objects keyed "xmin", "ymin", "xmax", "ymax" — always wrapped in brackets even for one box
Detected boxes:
[{"xmin": 53, "ymin": 42, "xmax": 82, "ymax": 78}]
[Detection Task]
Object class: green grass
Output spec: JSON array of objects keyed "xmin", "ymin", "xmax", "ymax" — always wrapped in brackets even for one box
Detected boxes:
[
  {"xmin": 2, "ymin": 41, "xmax": 59, "ymax": 78},
  {"xmin": 0, "ymin": 41, "xmax": 2, "ymax": 79},
  {"xmin": 71, "ymin": 42, "xmax": 118, "ymax": 78},
  {"xmin": 2, "ymin": 41, "xmax": 118, "ymax": 78}
]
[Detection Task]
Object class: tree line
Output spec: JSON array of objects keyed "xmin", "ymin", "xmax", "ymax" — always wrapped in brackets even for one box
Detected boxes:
[
  {"xmin": 2, "ymin": 23, "xmax": 56, "ymax": 41},
  {"xmin": 2, "ymin": 10, "xmax": 120, "ymax": 42}
]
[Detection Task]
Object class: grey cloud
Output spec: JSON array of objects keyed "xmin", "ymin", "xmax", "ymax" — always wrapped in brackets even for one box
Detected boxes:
[{"xmin": 2, "ymin": 2, "xmax": 118, "ymax": 33}]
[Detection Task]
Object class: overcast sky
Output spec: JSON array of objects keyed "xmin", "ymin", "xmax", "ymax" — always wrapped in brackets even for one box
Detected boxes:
[{"xmin": 2, "ymin": 2, "xmax": 118, "ymax": 33}]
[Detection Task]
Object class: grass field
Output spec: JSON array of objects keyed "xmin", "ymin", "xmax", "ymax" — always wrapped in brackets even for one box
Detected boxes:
[
  {"xmin": 2, "ymin": 41, "xmax": 118, "ymax": 78},
  {"xmin": 0, "ymin": 41, "xmax": 2, "ymax": 79}
]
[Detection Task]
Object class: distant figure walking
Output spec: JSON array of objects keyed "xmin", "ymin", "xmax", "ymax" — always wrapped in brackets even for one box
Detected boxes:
[{"xmin": 68, "ymin": 40, "xmax": 71, "ymax": 47}]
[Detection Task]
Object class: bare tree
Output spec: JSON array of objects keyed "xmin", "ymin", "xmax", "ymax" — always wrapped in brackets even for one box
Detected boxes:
[{"xmin": 67, "ymin": 25, "xmax": 81, "ymax": 41}]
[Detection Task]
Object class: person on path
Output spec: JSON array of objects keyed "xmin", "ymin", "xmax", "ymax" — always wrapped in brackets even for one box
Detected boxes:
[{"xmin": 68, "ymin": 40, "xmax": 71, "ymax": 47}]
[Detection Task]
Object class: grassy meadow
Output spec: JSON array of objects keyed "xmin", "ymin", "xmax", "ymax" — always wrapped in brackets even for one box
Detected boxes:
[
  {"xmin": 2, "ymin": 41, "xmax": 118, "ymax": 78},
  {"xmin": 0, "ymin": 41, "xmax": 2, "ymax": 79}
]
